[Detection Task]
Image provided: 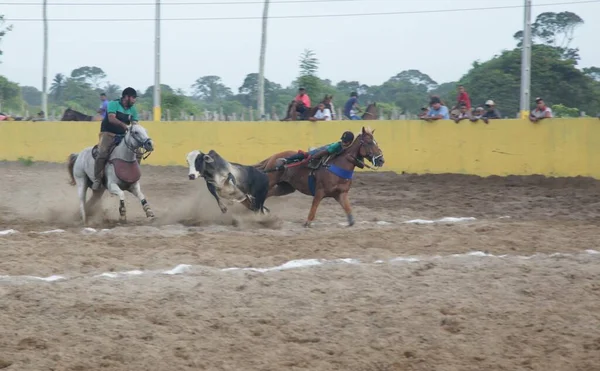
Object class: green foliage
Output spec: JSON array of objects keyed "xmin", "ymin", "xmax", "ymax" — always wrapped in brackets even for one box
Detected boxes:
[
  {"xmin": 0, "ymin": 75, "xmax": 23, "ymax": 111},
  {"xmin": 458, "ymin": 44, "xmax": 600, "ymax": 117},
  {"xmin": 551, "ymin": 104, "xmax": 579, "ymax": 118},
  {"xmin": 191, "ymin": 76, "xmax": 232, "ymax": 104},
  {"xmin": 0, "ymin": 15, "xmax": 12, "ymax": 63},
  {"xmin": 3, "ymin": 8, "xmax": 599, "ymax": 120},
  {"xmin": 70, "ymin": 66, "xmax": 106, "ymax": 88},
  {"xmin": 17, "ymin": 156, "xmax": 34, "ymax": 166}
]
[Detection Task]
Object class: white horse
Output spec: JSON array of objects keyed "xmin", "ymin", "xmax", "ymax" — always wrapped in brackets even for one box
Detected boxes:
[{"xmin": 67, "ymin": 124, "xmax": 155, "ymax": 225}]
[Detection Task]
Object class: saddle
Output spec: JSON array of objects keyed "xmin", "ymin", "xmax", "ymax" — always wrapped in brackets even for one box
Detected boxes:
[{"xmin": 91, "ymin": 135, "xmax": 124, "ymax": 160}]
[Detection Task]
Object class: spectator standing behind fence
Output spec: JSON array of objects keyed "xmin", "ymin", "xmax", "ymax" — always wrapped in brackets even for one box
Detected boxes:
[
  {"xmin": 529, "ymin": 97, "xmax": 553, "ymax": 123},
  {"xmin": 457, "ymin": 85, "xmax": 471, "ymax": 110},
  {"xmin": 481, "ymin": 100, "xmax": 501, "ymax": 123},
  {"xmin": 421, "ymin": 96, "xmax": 449, "ymax": 121},
  {"xmin": 453, "ymin": 103, "xmax": 474, "ymax": 123}
]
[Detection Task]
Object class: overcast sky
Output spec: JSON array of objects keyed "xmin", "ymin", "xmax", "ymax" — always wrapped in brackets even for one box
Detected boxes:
[{"xmin": 0, "ymin": 0, "xmax": 599, "ymax": 94}]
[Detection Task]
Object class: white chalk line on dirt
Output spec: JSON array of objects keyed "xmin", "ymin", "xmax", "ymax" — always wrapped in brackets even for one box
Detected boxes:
[
  {"xmin": 0, "ymin": 250, "xmax": 598, "ymax": 284},
  {"xmin": 0, "ymin": 216, "xmax": 486, "ymax": 237}
]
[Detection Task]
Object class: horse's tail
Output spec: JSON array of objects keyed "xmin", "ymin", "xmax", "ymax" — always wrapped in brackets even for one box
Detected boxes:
[{"xmin": 67, "ymin": 153, "xmax": 78, "ymax": 186}]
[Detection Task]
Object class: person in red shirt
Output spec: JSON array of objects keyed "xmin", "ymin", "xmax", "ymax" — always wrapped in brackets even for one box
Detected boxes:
[
  {"xmin": 456, "ymin": 85, "xmax": 471, "ymax": 110},
  {"xmin": 294, "ymin": 87, "xmax": 311, "ymax": 119}
]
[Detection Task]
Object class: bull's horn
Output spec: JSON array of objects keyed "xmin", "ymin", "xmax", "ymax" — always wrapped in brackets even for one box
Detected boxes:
[{"xmin": 203, "ymin": 155, "xmax": 214, "ymax": 163}]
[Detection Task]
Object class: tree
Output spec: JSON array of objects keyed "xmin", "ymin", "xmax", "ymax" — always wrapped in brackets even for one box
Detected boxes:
[
  {"xmin": 49, "ymin": 73, "xmax": 67, "ymax": 102},
  {"xmin": 390, "ymin": 70, "xmax": 438, "ymax": 91},
  {"xmin": 143, "ymin": 84, "xmax": 173, "ymax": 98},
  {"xmin": 0, "ymin": 15, "xmax": 12, "ymax": 63},
  {"xmin": 459, "ymin": 44, "xmax": 600, "ymax": 117},
  {"xmin": 102, "ymin": 82, "xmax": 121, "ymax": 98},
  {"xmin": 335, "ymin": 80, "xmax": 369, "ymax": 96},
  {"xmin": 513, "ymin": 11, "xmax": 583, "ymax": 61},
  {"xmin": 21, "ymin": 86, "xmax": 42, "ymax": 107},
  {"xmin": 551, "ymin": 104, "xmax": 579, "ymax": 118},
  {"xmin": 238, "ymin": 73, "xmax": 282, "ymax": 108},
  {"xmin": 583, "ymin": 67, "xmax": 600, "ymax": 82},
  {"xmin": 70, "ymin": 66, "xmax": 107, "ymax": 88},
  {"xmin": 0, "ymin": 75, "xmax": 22, "ymax": 111},
  {"xmin": 296, "ymin": 49, "xmax": 323, "ymax": 100},
  {"xmin": 191, "ymin": 75, "xmax": 232, "ymax": 104}
]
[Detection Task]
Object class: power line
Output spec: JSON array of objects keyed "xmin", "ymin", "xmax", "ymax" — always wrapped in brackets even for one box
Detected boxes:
[
  {"xmin": 1, "ymin": 0, "xmax": 396, "ymax": 5},
  {"xmin": 4, "ymin": 0, "xmax": 600, "ymax": 22}
]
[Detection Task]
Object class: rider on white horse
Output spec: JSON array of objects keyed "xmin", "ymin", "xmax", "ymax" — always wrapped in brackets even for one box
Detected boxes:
[{"xmin": 92, "ymin": 87, "xmax": 140, "ymax": 191}]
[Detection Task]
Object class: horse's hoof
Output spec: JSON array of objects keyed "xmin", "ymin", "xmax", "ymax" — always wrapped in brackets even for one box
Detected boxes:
[
  {"xmin": 347, "ymin": 215, "xmax": 355, "ymax": 227},
  {"xmin": 220, "ymin": 207, "xmax": 228, "ymax": 214},
  {"xmin": 304, "ymin": 221, "xmax": 311, "ymax": 228},
  {"xmin": 146, "ymin": 210, "xmax": 155, "ymax": 218}
]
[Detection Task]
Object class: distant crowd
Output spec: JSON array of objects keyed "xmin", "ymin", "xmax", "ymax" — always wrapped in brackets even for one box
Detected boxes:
[{"xmin": 418, "ymin": 85, "xmax": 553, "ymax": 124}]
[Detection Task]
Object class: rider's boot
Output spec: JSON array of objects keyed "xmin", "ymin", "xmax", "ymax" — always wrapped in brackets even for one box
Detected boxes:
[
  {"xmin": 92, "ymin": 157, "xmax": 106, "ymax": 190},
  {"xmin": 275, "ymin": 153, "xmax": 305, "ymax": 170}
]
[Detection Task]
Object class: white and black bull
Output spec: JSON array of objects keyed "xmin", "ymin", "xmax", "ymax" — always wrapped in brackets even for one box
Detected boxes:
[{"xmin": 186, "ymin": 150, "xmax": 270, "ymax": 214}]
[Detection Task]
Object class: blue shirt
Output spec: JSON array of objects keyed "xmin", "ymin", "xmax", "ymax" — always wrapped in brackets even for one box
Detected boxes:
[
  {"xmin": 427, "ymin": 105, "xmax": 449, "ymax": 119},
  {"xmin": 100, "ymin": 100, "xmax": 109, "ymax": 117},
  {"xmin": 344, "ymin": 97, "xmax": 358, "ymax": 117}
]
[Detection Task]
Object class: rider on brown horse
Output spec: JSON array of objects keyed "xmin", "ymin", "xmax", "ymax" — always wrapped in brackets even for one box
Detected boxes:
[{"xmin": 274, "ymin": 131, "xmax": 355, "ymax": 170}]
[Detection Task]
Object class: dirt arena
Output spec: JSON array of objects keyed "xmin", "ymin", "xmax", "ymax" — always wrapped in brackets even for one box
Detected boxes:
[{"xmin": 1, "ymin": 161, "xmax": 599, "ymax": 371}]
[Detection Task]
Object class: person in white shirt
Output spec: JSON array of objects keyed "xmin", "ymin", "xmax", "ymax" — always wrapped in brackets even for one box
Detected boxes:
[
  {"xmin": 309, "ymin": 103, "xmax": 332, "ymax": 121},
  {"xmin": 529, "ymin": 97, "xmax": 553, "ymax": 123}
]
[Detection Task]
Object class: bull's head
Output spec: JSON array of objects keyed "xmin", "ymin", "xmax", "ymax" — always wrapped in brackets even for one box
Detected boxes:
[{"xmin": 186, "ymin": 150, "xmax": 202, "ymax": 180}]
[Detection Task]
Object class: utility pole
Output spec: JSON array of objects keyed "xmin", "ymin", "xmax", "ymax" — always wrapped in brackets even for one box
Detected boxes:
[
  {"xmin": 257, "ymin": 0, "xmax": 270, "ymax": 120},
  {"xmin": 42, "ymin": 0, "xmax": 48, "ymax": 120},
  {"xmin": 519, "ymin": 0, "xmax": 532, "ymax": 119},
  {"xmin": 153, "ymin": 0, "xmax": 161, "ymax": 121}
]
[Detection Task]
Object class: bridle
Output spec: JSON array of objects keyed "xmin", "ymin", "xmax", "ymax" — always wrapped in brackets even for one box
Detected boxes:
[
  {"xmin": 354, "ymin": 134, "xmax": 383, "ymax": 169},
  {"xmin": 122, "ymin": 129, "xmax": 154, "ymax": 160}
]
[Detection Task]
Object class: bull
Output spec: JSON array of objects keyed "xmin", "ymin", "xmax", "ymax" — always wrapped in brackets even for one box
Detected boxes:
[{"xmin": 186, "ymin": 149, "xmax": 270, "ymax": 214}]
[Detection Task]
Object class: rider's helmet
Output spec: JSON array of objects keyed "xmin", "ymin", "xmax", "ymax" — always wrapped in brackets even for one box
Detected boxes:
[
  {"xmin": 341, "ymin": 131, "xmax": 354, "ymax": 144},
  {"xmin": 122, "ymin": 87, "xmax": 138, "ymax": 98}
]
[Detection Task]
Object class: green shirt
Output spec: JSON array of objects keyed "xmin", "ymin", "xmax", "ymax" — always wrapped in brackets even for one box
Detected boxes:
[
  {"xmin": 100, "ymin": 99, "xmax": 139, "ymax": 134},
  {"xmin": 326, "ymin": 141, "xmax": 343, "ymax": 154}
]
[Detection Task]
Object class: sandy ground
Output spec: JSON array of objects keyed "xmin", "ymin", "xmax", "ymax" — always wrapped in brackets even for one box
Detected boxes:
[{"xmin": 0, "ymin": 161, "xmax": 599, "ymax": 371}]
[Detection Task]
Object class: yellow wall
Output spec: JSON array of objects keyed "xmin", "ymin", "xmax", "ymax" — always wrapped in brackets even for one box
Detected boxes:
[{"xmin": 1, "ymin": 119, "xmax": 599, "ymax": 179}]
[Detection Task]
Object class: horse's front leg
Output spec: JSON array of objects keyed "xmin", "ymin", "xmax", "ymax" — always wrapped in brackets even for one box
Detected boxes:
[
  {"xmin": 304, "ymin": 190, "xmax": 325, "ymax": 228},
  {"xmin": 75, "ymin": 177, "xmax": 88, "ymax": 225},
  {"xmin": 129, "ymin": 182, "xmax": 155, "ymax": 218},
  {"xmin": 334, "ymin": 192, "xmax": 355, "ymax": 227},
  {"xmin": 106, "ymin": 181, "xmax": 127, "ymax": 222}
]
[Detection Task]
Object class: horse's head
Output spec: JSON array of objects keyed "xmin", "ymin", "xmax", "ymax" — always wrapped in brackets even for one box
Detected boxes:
[
  {"xmin": 362, "ymin": 103, "xmax": 378, "ymax": 120},
  {"xmin": 357, "ymin": 126, "xmax": 384, "ymax": 168},
  {"xmin": 125, "ymin": 124, "xmax": 154, "ymax": 156}
]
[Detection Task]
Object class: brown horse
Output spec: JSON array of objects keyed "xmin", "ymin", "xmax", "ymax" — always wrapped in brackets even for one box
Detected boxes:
[
  {"xmin": 253, "ymin": 126, "xmax": 385, "ymax": 227},
  {"xmin": 359, "ymin": 102, "xmax": 378, "ymax": 120},
  {"xmin": 61, "ymin": 108, "xmax": 102, "ymax": 121}
]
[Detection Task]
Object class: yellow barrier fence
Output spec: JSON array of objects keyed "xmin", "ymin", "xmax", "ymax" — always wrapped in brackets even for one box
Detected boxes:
[{"xmin": 1, "ymin": 119, "xmax": 599, "ymax": 179}]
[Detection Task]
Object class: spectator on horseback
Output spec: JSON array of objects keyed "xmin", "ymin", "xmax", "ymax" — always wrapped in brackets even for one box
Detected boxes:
[
  {"xmin": 294, "ymin": 87, "xmax": 311, "ymax": 118},
  {"xmin": 344, "ymin": 92, "xmax": 362, "ymax": 120},
  {"xmin": 92, "ymin": 87, "xmax": 140, "ymax": 191},
  {"xmin": 275, "ymin": 131, "xmax": 355, "ymax": 170}
]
